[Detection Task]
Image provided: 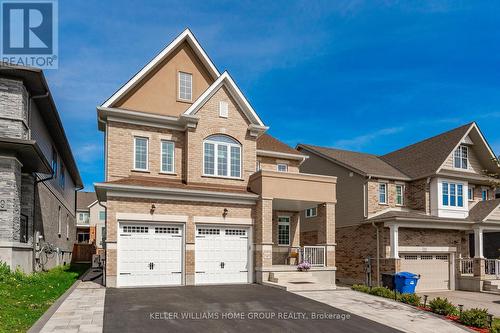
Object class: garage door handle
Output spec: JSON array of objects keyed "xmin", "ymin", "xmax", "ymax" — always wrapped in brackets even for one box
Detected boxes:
[
  {"xmin": 196, "ymin": 271, "xmax": 205, "ymax": 274},
  {"xmin": 171, "ymin": 235, "xmax": 182, "ymax": 238},
  {"xmin": 240, "ymin": 271, "xmax": 248, "ymax": 273},
  {"xmin": 172, "ymin": 271, "xmax": 182, "ymax": 274},
  {"xmin": 120, "ymin": 273, "xmax": 131, "ymax": 275}
]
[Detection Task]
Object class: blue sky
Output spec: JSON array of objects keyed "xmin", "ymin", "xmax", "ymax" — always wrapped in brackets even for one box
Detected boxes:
[{"xmin": 46, "ymin": 1, "xmax": 500, "ymax": 190}]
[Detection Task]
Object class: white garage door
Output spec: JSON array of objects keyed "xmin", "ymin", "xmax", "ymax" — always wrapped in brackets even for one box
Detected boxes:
[
  {"xmin": 118, "ymin": 224, "xmax": 183, "ymax": 287},
  {"xmin": 400, "ymin": 253, "xmax": 450, "ymax": 292},
  {"xmin": 195, "ymin": 226, "xmax": 250, "ymax": 285}
]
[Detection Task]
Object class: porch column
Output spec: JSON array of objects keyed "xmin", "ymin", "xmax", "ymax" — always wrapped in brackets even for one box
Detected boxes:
[
  {"xmin": 290, "ymin": 213, "xmax": 300, "ymax": 248},
  {"xmin": 389, "ymin": 225, "xmax": 399, "ymax": 258},
  {"xmin": 474, "ymin": 227, "xmax": 484, "ymax": 258},
  {"xmin": 255, "ymin": 198, "xmax": 273, "ymax": 270},
  {"xmin": 318, "ymin": 202, "xmax": 335, "ymax": 267}
]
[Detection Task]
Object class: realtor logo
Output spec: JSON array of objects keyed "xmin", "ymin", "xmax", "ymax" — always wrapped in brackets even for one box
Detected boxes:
[{"xmin": 1, "ymin": 0, "xmax": 58, "ymax": 68}]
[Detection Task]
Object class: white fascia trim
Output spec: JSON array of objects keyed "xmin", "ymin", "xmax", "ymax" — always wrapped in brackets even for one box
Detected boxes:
[
  {"xmin": 98, "ymin": 107, "xmax": 187, "ymax": 131},
  {"xmin": 116, "ymin": 213, "xmax": 188, "ymax": 223},
  {"xmin": 183, "ymin": 71, "xmax": 265, "ymax": 127},
  {"xmin": 94, "ymin": 182, "xmax": 258, "ymax": 205},
  {"xmin": 256, "ymin": 149, "xmax": 306, "ymax": 161},
  {"xmin": 483, "ymin": 203, "xmax": 500, "ymax": 222},
  {"xmin": 87, "ymin": 200, "xmax": 99, "ymax": 209},
  {"xmin": 383, "ymin": 220, "xmax": 474, "ymax": 230},
  {"xmin": 101, "ymin": 28, "xmax": 220, "ymax": 108},
  {"xmin": 193, "ymin": 216, "xmax": 254, "ymax": 225},
  {"xmin": 399, "ymin": 246, "xmax": 457, "ymax": 253}
]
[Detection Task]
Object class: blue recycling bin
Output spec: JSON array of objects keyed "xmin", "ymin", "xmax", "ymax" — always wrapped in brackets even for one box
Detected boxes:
[{"xmin": 394, "ymin": 272, "xmax": 419, "ymax": 294}]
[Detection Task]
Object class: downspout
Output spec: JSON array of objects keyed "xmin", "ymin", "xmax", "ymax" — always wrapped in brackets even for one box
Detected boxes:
[{"xmin": 97, "ymin": 200, "xmax": 107, "ymax": 286}]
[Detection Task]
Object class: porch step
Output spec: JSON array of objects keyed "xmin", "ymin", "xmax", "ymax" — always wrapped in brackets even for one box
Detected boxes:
[
  {"xmin": 484, "ymin": 279, "xmax": 500, "ymax": 286},
  {"xmin": 268, "ymin": 271, "xmax": 316, "ymax": 284},
  {"xmin": 483, "ymin": 280, "xmax": 500, "ymax": 293},
  {"xmin": 262, "ymin": 280, "xmax": 336, "ymax": 292}
]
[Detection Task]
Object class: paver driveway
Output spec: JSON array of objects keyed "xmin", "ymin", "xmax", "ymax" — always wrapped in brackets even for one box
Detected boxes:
[{"xmin": 104, "ymin": 284, "xmax": 400, "ymax": 333}]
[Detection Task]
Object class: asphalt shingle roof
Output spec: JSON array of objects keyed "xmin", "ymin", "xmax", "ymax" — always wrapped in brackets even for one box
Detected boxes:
[
  {"xmin": 76, "ymin": 192, "xmax": 97, "ymax": 210},
  {"xmin": 257, "ymin": 134, "xmax": 304, "ymax": 156},
  {"xmin": 468, "ymin": 199, "xmax": 500, "ymax": 222}
]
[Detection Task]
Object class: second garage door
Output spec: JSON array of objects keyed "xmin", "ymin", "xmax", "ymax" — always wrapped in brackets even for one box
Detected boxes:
[
  {"xmin": 400, "ymin": 253, "xmax": 450, "ymax": 292},
  {"xmin": 195, "ymin": 226, "xmax": 250, "ymax": 285}
]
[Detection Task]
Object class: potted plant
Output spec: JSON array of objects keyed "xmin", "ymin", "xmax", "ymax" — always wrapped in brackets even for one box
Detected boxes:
[{"xmin": 297, "ymin": 261, "xmax": 311, "ymax": 272}]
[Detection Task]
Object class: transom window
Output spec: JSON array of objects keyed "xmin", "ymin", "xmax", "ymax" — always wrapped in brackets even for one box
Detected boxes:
[
  {"xmin": 442, "ymin": 182, "xmax": 464, "ymax": 207},
  {"xmin": 225, "ymin": 229, "xmax": 246, "ymax": 236},
  {"xmin": 155, "ymin": 227, "xmax": 179, "ymax": 234},
  {"xmin": 454, "ymin": 145, "xmax": 468, "ymax": 169},
  {"xmin": 203, "ymin": 135, "xmax": 241, "ymax": 178},
  {"xmin": 278, "ymin": 216, "xmax": 290, "ymax": 246},
  {"xmin": 134, "ymin": 137, "xmax": 148, "ymax": 170},
  {"xmin": 277, "ymin": 163, "xmax": 288, "ymax": 172},
  {"xmin": 178, "ymin": 72, "xmax": 192, "ymax": 101},
  {"xmin": 198, "ymin": 228, "xmax": 220, "ymax": 235},
  {"xmin": 379, "ymin": 183, "xmax": 387, "ymax": 204},
  {"xmin": 396, "ymin": 184, "xmax": 404, "ymax": 206},
  {"xmin": 305, "ymin": 207, "xmax": 317, "ymax": 218},
  {"xmin": 161, "ymin": 140, "xmax": 175, "ymax": 173},
  {"xmin": 123, "ymin": 226, "xmax": 148, "ymax": 233}
]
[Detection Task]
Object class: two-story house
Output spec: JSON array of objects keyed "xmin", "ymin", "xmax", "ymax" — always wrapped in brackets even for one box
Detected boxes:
[
  {"xmin": 94, "ymin": 29, "xmax": 337, "ymax": 289},
  {"xmin": 298, "ymin": 122, "xmax": 500, "ymax": 292},
  {"xmin": 76, "ymin": 191, "xmax": 106, "ymax": 252},
  {"xmin": 0, "ymin": 63, "xmax": 82, "ymax": 272}
]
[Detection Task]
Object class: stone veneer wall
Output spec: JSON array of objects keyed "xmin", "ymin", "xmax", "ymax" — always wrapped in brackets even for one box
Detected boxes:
[{"xmin": 0, "ymin": 78, "xmax": 29, "ymax": 139}]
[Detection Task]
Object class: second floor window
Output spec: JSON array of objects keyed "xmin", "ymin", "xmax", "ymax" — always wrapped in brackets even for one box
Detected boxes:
[
  {"xmin": 178, "ymin": 72, "xmax": 192, "ymax": 101},
  {"xmin": 203, "ymin": 135, "xmax": 241, "ymax": 178},
  {"xmin": 134, "ymin": 137, "xmax": 148, "ymax": 171},
  {"xmin": 468, "ymin": 187, "xmax": 474, "ymax": 201},
  {"xmin": 482, "ymin": 189, "xmax": 488, "ymax": 201},
  {"xmin": 454, "ymin": 145, "xmax": 468, "ymax": 169},
  {"xmin": 277, "ymin": 163, "xmax": 288, "ymax": 172},
  {"xmin": 99, "ymin": 211, "xmax": 106, "ymax": 220},
  {"xmin": 161, "ymin": 140, "xmax": 175, "ymax": 173},
  {"xmin": 305, "ymin": 207, "xmax": 317, "ymax": 218},
  {"xmin": 379, "ymin": 183, "xmax": 387, "ymax": 204},
  {"xmin": 396, "ymin": 184, "xmax": 404, "ymax": 205},
  {"xmin": 78, "ymin": 213, "xmax": 89, "ymax": 223},
  {"xmin": 442, "ymin": 182, "xmax": 464, "ymax": 207},
  {"xmin": 59, "ymin": 164, "xmax": 65, "ymax": 188}
]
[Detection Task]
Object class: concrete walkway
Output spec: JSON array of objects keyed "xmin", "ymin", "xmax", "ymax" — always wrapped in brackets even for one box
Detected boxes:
[
  {"xmin": 37, "ymin": 273, "xmax": 105, "ymax": 333},
  {"xmin": 419, "ymin": 290, "xmax": 500, "ymax": 317},
  {"xmin": 295, "ymin": 289, "xmax": 469, "ymax": 333}
]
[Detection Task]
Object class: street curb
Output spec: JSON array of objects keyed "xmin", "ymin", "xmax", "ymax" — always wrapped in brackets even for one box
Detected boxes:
[{"xmin": 27, "ymin": 267, "xmax": 91, "ymax": 333}]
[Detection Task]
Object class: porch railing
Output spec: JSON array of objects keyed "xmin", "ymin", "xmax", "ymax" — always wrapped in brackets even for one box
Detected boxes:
[
  {"xmin": 458, "ymin": 259, "xmax": 473, "ymax": 275},
  {"xmin": 300, "ymin": 246, "xmax": 325, "ymax": 267},
  {"xmin": 485, "ymin": 259, "xmax": 500, "ymax": 277}
]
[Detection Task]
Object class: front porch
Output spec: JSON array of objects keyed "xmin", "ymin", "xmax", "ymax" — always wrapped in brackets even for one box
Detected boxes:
[{"xmin": 248, "ymin": 170, "xmax": 337, "ymax": 290}]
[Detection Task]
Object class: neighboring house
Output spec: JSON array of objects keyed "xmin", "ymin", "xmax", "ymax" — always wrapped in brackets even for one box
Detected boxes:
[
  {"xmin": 94, "ymin": 29, "xmax": 337, "ymax": 288},
  {"xmin": 76, "ymin": 192, "xmax": 106, "ymax": 253},
  {"xmin": 298, "ymin": 122, "xmax": 500, "ymax": 292},
  {"xmin": 0, "ymin": 63, "xmax": 83, "ymax": 272}
]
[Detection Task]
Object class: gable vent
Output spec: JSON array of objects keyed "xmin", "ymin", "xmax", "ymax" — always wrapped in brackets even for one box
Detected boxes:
[
  {"xmin": 219, "ymin": 101, "xmax": 229, "ymax": 118},
  {"xmin": 461, "ymin": 135, "xmax": 474, "ymax": 145}
]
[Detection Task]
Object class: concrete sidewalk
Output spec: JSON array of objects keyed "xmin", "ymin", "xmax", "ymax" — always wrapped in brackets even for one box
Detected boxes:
[
  {"xmin": 295, "ymin": 289, "xmax": 469, "ymax": 333},
  {"xmin": 36, "ymin": 272, "xmax": 105, "ymax": 333}
]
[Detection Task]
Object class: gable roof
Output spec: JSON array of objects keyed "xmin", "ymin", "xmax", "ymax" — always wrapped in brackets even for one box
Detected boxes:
[
  {"xmin": 183, "ymin": 71, "xmax": 265, "ymax": 127},
  {"xmin": 468, "ymin": 199, "xmax": 500, "ymax": 222},
  {"xmin": 298, "ymin": 144, "xmax": 410, "ymax": 180},
  {"xmin": 257, "ymin": 134, "xmax": 305, "ymax": 157},
  {"xmin": 77, "ymin": 191, "xmax": 97, "ymax": 210},
  {"xmin": 101, "ymin": 29, "xmax": 220, "ymax": 108},
  {"xmin": 379, "ymin": 123, "xmax": 473, "ymax": 179}
]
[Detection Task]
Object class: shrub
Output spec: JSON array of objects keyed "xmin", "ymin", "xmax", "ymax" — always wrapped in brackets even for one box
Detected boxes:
[
  {"xmin": 369, "ymin": 286, "xmax": 396, "ymax": 299},
  {"xmin": 459, "ymin": 308, "xmax": 489, "ymax": 328},
  {"xmin": 429, "ymin": 297, "xmax": 457, "ymax": 316},
  {"xmin": 399, "ymin": 293, "xmax": 421, "ymax": 307},
  {"xmin": 351, "ymin": 284, "xmax": 371, "ymax": 293}
]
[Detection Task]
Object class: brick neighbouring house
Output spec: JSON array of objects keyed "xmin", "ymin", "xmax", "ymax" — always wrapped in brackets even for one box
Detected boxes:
[
  {"xmin": 94, "ymin": 29, "xmax": 337, "ymax": 289},
  {"xmin": 298, "ymin": 123, "xmax": 500, "ymax": 292}
]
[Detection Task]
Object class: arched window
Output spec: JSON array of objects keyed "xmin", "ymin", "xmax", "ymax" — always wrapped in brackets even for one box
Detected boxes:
[{"xmin": 203, "ymin": 135, "xmax": 241, "ymax": 178}]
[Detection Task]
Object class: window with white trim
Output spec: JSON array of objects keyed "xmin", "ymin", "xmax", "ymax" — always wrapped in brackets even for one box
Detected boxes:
[
  {"xmin": 379, "ymin": 183, "xmax": 387, "ymax": 204},
  {"xmin": 178, "ymin": 72, "xmax": 192, "ymax": 101},
  {"xmin": 277, "ymin": 163, "xmax": 288, "ymax": 172},
  {"xmin": 396, "ymin": 184, "xmax": 404, "ymax": 206},
  {"xmin": 161, "ymin": 140, "xmax": 175, "ymax": 173},
  {"xmin": 134, "ymin": 137, "xmax": 148, "ymax": 170},
  {"xmin": 468, "ymin": 187, "xmax": 474, "ymax": 201},
  {"xmin": 99, "ymin": 211, "xmax": 106, "ymax": 220},
  {"xmin": 277, "ymin": 216, "xmax": 290, "ymax": 246},
  {"xmin": 203, "ymin": 135, "xmax": 241, "ymax": 178},
  {"xmin": 482, "ymin": 189, "xmax": 488, "ymax": 201},
  {"xmin": 442, "ymin": 181, "xmax": 464, "ymax": 207},
  {"xmin": 454, "ymin": 145, "xmax": 468, "ymax": 169},
  {"xmin": 305, "ymin": 207, "xmax": 317, "ymax": 218},
  {"xmin": 219, "ymin": 101, "xmax": 228, "ymax": 118}
]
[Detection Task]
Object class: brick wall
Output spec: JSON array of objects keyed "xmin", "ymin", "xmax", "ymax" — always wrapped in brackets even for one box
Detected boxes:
[
  {"xmin": 367, "ymin": 180, "xmax": 409, "ymax": 214},
  {"xmin": 406, "ymin": 179, "xmax": 430, "ymax": 213},
  {"xmin": 258, "ymin": 156, "xmax": 300, "ymax": 173}
]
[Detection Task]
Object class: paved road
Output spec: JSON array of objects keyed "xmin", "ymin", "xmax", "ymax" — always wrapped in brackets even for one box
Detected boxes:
[{"xmin": 104, "ymin": 284, "xmax": 401, "ymax": 333}]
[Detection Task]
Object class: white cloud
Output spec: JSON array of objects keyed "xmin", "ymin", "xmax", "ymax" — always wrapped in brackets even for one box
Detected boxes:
[{"xmin": 333, "ymin": 126, "xmax": 404, "ymax": 150}]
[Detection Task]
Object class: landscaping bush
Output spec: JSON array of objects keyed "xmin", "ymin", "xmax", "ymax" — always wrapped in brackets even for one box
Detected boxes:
[
  {"xmin": 429, "ymin": 297, "xmax": 457, "ymax": 316},
  {"xmin": 351, "ymin": 284, "xmax": 371, "ymax": 293},
  {"xmin": 398, "ymin": 293, "xmax": 421, "ymax": 307},
  {"xmin": 459, "ymin": 308, "xmax": 489, "ymax": 328},
  {"xmin": 369, "ymin": 286, "xmax": 396, "ymax": 299}
]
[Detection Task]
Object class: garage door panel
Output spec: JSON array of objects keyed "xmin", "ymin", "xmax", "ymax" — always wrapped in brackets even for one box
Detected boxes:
[{"xmin": 400, "ymin": 253, "xmax": 450, "ymax": 292}]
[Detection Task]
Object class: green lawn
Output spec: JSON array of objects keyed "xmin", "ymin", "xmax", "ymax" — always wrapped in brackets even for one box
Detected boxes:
[
  {"xmin": 0, "ymin": 263, "xmax": 88, "ymax": 333},
  {"xmin": 493, "ymin": 318, "xmax": 500, "ymax": 333}
]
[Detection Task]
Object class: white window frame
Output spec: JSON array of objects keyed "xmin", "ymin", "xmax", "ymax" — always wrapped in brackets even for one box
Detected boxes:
[
  {"xmin": 219, "ymin": 101, "xmax": 229, "ymax": 118},
  {"xmin": 442, "ymin": 181, "xmax": 464, "ymax": 207},
  {"xmin": 468, "ymin": 187, "xmax": 474, "ymax": 201},
  {"xmin": 99, "ymin": 211, "xmax": 106, "ymax": 221},
  {"xmin": 277, "ymin": 216, "xmax": 290, "ymax": 246},
  {"xmin": 277, "ymin": 163, "xmax": 288, "ymax": 172},
  {"xmin": 379, "ymin": 183, "xmax": 387, "ymax": 204},
  {"xmin": 305, "ymin": 207, "xmax": 317, "ymax": 218},
  {"xmin": 454, "ymin": 145, "xmax": 469, "ymax": 170},
  {"xmin": 133, "ymin": 136, "xmax": 149, "ymax": 171},
  {"xmin": 160, "ymin": 140, "xmax": 175, "ymax": 174},
  {"xmin": 178, "ymin": 71, "xmax": 192, "ymax": 101},
  {"xmin": 395, "ymin": 184, "xmax": 404, "ymax": 206},
  {"xmin": 57, "ymin": 206, "xmax": 61, "ymax": 236},
  {"xmin": 203, "ymin": 135, "xmax": 242, "ymax": 179}
]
